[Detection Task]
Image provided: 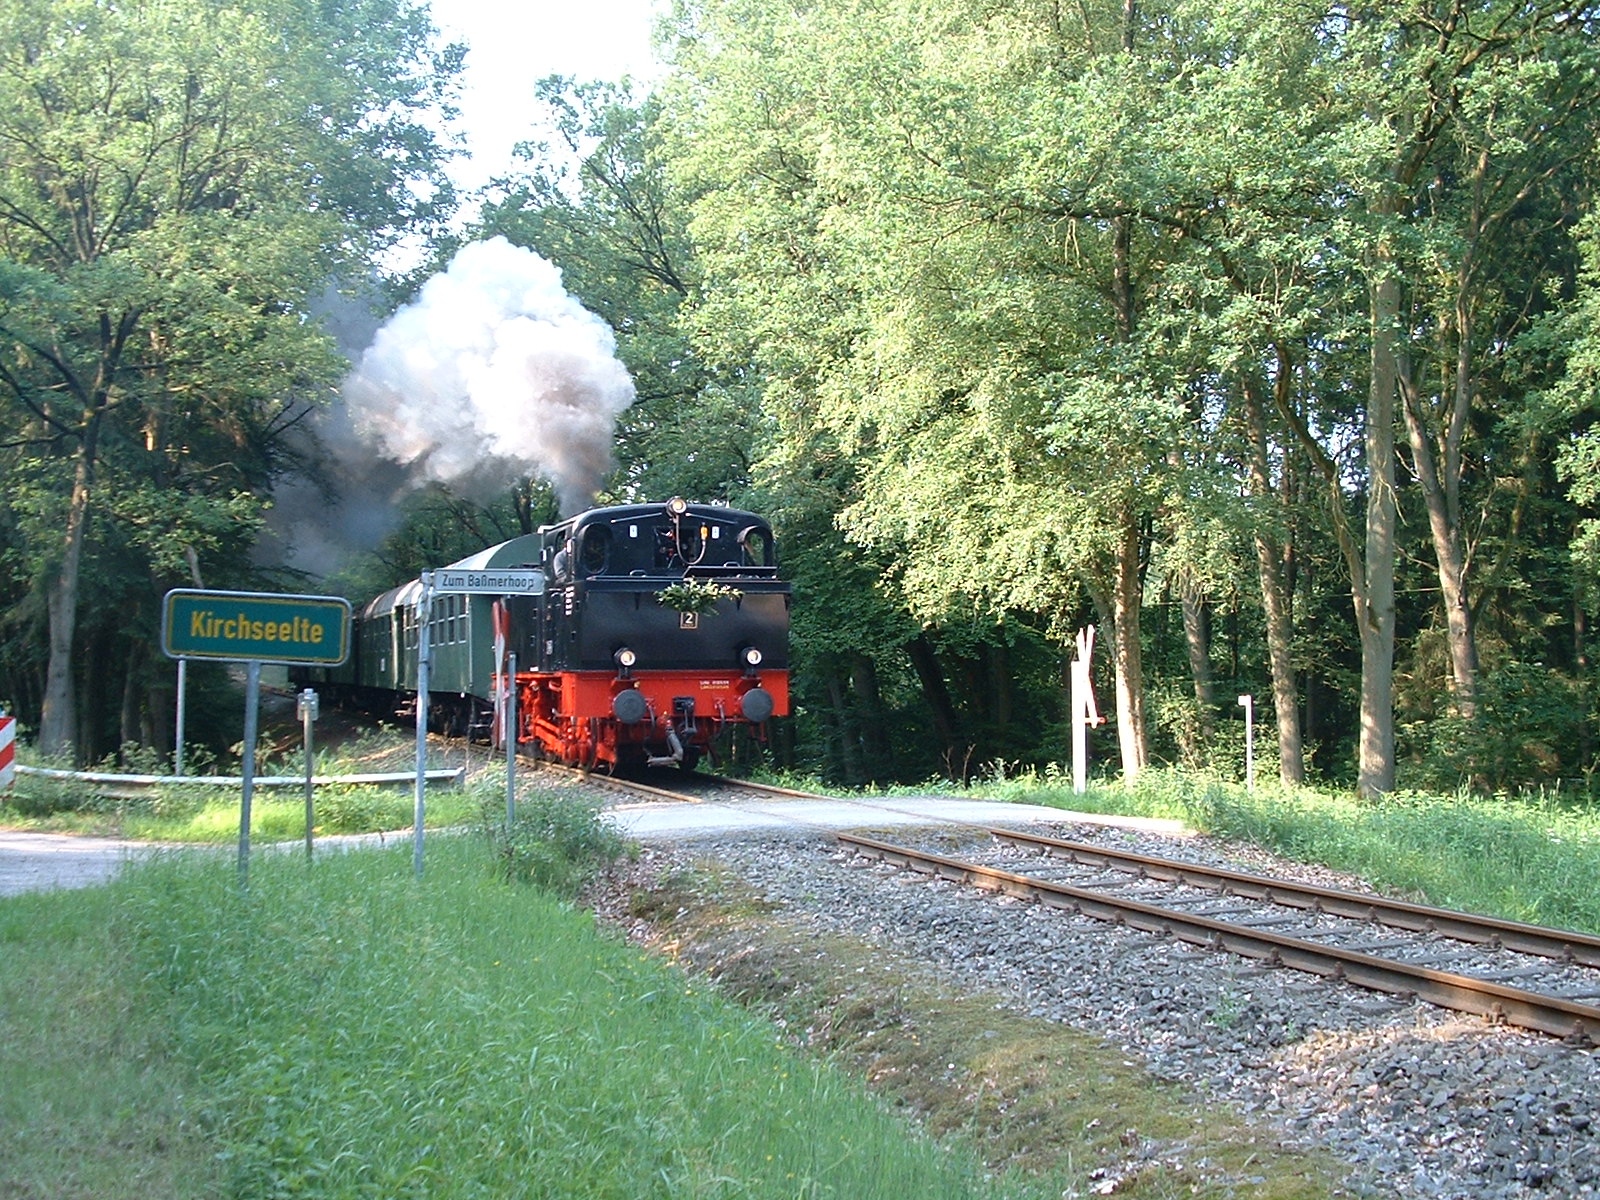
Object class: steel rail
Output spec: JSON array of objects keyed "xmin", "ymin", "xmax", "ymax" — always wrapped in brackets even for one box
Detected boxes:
[
  {"xmin": 530, "ymin": 761, "xmax": 705, "ymax": 805},
  {"xmin": 987, "ymin": 828, "xmax": 1600, "ymax": 969},
  {"xmin": 535, "ymin": 761, "xmax": 834, "ymax": 807},
  {"xmin": 838, "ymin": 832, "xmax": 1600, "ymax": 1043},
  {"xmin": 696, "ymin": 773, "xmax": 838, "ymax": 800}
]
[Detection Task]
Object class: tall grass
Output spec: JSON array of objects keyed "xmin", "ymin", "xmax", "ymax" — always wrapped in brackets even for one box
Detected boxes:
[
  {"xmin": 989, "ymin": 767, "xmax": 1600, "ymax": 933},
  {"xmin": 0, "ymin": 885, "xmax": 222, "ymax": 1196},
  {"xmin": 110, "ymin": 836, "xmax": 1022, "ymax": 1199}
]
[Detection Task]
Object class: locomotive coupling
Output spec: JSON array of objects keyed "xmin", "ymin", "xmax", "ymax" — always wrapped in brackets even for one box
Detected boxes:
[{"xmin": 647, "ymin": 727, "xmax": 688, "ymax": 768}]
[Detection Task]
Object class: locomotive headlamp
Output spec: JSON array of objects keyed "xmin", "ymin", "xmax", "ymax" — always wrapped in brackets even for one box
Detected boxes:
[
  {"xmin": 741, "ymin": 646, "xmax": 763, "ymax": 667},
  {"xmin": 666, "ymin": 496, "xmax": 689, "ymax": 516},
  {"xmin": 615, "ymin": 647, "xmax": 638, "ymax": 669}
]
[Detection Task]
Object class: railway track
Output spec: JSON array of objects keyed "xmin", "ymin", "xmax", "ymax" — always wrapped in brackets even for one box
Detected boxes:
[
  {"xmin": 531, "ymin": 763, "xmax": 820, "ymax": 805},
  {"xmin": 839, "ymin": 828, "xmax": 1600, "ymax": 1044},
  {"xmin": 533, "ymin": 763, "xmax": 1600, "ymax": 1043}
]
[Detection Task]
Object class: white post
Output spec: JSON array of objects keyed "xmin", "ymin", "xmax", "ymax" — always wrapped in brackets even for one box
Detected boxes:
[
  {"xmin": 1238, "ymin": 693, "xmax": 1255, "ymax": 793},
  {"xmin": 505, "ymin": 651, "xmax": 517, "ymax": 829},
  {"xmin": 414, "ymin": 573, "xmax": 433, "ymax": 878},
  {"xmin": 299, "ymin": 688, "xmax": 318, "ymax": 858}
]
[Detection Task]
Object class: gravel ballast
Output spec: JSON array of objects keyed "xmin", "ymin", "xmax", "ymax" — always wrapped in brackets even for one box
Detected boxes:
[{"xmin": 615, "ymin": 821, "xmax": 1600, "ymax": 1200}]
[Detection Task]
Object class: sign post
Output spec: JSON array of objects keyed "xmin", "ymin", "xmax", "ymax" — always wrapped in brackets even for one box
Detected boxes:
[
  {"xmin": 1071, "ymin": 626, "xmax": 1104, "ymax": 796},
  {"xmin": 175, "ymin": 658, "xmax": 188, "ymax": 776},
  {"xmin": 423, "ymin": 571, "xmax": 544, "ymax": 854},
  {"xmin": 299, "ymin": 688, "xmax": 319, "ymax": 858},
  {"xmin": 1238, "ymin": 694, "xmax": 1255, "ymax": 793},
  {"xmin": 161, "ymin": 589, "xmax": 350, "ymax": 887},
  {"xmin": 414, "ymin": 573, "xmax": 433, "ymax": 878},
  {"xmin": 239, "ymin": 661, "xmax": 261, "ymax": 883},
  {"xmin": 505, "ymin": 652, "xmax": 517, "ymax": 828},
  {"xmin": 0, "ymin": 709, "xmax": 14, "ymax": 793}
]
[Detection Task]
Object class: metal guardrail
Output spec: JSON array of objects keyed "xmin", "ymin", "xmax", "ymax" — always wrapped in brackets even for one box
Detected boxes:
[{"xmin": 15, "ymin": 765, "xmax": 464, "ymax": 789}]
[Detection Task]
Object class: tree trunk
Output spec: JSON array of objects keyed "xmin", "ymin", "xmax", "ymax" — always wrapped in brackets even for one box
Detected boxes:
[
  {"xmin": 1241, "ymin": 368, "xmax": 1306, "ymax": 784},
  {"xmin": 905, "ymin": 633, "xmax": 962, "ymax": 766},
  {"xmin": 1111, "ymin": 504, "xmax": 1149, "ymax": 781},
  {"xmin": 825, "ymin": 668, "xmax": 866, "ymax": 785},
  {"xmin": 985, "ymin": 638, "xmax": 1014, "ymax": 735},
  {"xmin": 1179, "ymin": 582, "xmax": 1215, "ymax": 764},
  {"xmin": 119, "ymin": 641, "xmax": 144, "ymax": 758},
  {"xmin": 39, "ymin": 450, "xmax": 93, "ymax": 760},
  {"xmin": 1360, "ymin": 263, "xmax": 1402, "ymax": 797},
  {"xmin": 849, "ymin": 652, "xmax": 894, "ymax": 781},
  {"xmin": 1401, "ymin": 257, "xmax": 1479, "ymax": 719},
  {"xmin": 1578, "ymin": 590, "xmax": 1593, "ymax": 772}
]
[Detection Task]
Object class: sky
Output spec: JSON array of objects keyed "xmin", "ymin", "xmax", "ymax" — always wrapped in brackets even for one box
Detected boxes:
[{"xmin": 428, "ymin": 0, "xmax": 663, "ymax": 198}]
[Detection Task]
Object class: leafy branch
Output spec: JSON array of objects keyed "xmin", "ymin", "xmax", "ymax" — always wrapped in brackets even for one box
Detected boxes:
[{"xmin": 655, "ymin": 578, "xmax": 742, "ymax": 615}]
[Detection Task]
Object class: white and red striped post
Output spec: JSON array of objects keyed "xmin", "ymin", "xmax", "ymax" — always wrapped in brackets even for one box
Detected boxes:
[{"xmin": 0, "ymin": 709, "xmax": 15, "ymax": 792}]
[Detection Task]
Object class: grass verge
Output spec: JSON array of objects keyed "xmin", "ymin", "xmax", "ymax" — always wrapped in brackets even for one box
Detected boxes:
[
  {"xmin": 8, "ymin": 828, "xmax": 1090, "ymax": 1200},
  {"xmin": 0, "ymin": 728, "xmax": 489, "ymax": 841},
  {"xmin": 0, "ymin": 886, "xmax": 222, "ymax": 1197}
]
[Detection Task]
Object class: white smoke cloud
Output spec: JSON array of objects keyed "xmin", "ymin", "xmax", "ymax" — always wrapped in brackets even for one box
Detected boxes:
[{"xmin": 342, "ymin": 237, "xmax": 635, "ymax": 514}]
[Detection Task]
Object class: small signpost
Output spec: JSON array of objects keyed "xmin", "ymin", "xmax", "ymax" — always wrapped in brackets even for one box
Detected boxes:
[
  {"xmin": 298, "ymin": 688, "xmax": 319, "ymax": 858},
  {"xmin": 411, "ymin": 570, "xmax": 543, "ymax": 876},
  {"xmin": 432, "ymin": 568, "xmax": 544, "ymax": 596},
  {"xmin": 1238, "ymin": 693, "xmax": 1255, "ymax": 793},
  {"xmin": 162, "ymin": 589, "xmax": 350, "ymax": 887}
]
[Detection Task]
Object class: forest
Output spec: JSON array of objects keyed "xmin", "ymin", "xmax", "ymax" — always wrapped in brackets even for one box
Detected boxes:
[{"xmin": 1, "ymin": 0, "xmax": 1597, "ymax": 797}]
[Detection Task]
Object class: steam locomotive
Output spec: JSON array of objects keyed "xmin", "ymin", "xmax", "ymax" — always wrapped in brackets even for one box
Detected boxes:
[{"xmin": 310, "ymin": 499, "xmax": 791, "ymax": 771}]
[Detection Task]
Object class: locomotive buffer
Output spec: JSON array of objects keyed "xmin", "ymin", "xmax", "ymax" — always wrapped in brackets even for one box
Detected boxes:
[{"xmin": 412, "ymin": 569, "xmax": 545, "ymax": 875}]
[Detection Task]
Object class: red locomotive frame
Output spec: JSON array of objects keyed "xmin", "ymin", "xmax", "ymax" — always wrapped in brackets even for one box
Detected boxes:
[{"xmin": 510, "ymin": 667, "xmax": 791, "ymax": 772}]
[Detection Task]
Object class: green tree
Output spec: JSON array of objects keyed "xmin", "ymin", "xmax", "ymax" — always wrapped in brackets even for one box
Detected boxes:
[
  {"xmin": 0, "ymin": 0, "xmax": 459, "ymax": 759},
  {"xmin": 663, "ymin": 0, "xmax": 1600, "ymax": 791}
]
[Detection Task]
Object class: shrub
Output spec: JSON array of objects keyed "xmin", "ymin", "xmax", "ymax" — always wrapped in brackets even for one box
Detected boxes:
[
  {"xmin": 1405, "ymin": 660, "xmax": 1590, "ymax": 794},
  {"xmin": 481, "ymin": 789, "xmax": 629, "ymax": 896},
  {"xmin": 314, "ymin": 784, "xmax": 396, "ymax": 833}
]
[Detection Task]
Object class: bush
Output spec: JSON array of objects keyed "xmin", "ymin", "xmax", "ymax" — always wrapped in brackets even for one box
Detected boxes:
[
  {"xmin": 1405, "ymin": 660, "xmax": 1591, "ymax": 794},
  {"xmin": 481, "ymin": 789, "xmax": 629, "ymax": 896},
  {"xmin": 314, "ymin": 784, "xmax": 398, "ymax": 833}
]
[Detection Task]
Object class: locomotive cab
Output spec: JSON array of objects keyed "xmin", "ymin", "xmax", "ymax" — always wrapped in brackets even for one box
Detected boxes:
[{"xmin": 518, "ymin": 498, "xmax": 791, "ymax": 771}]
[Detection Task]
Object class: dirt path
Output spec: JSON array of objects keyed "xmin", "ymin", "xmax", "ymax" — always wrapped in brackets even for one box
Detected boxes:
[{"xmin": 0, "ymin": 831, "xmax": 158, "ymax": 898}]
